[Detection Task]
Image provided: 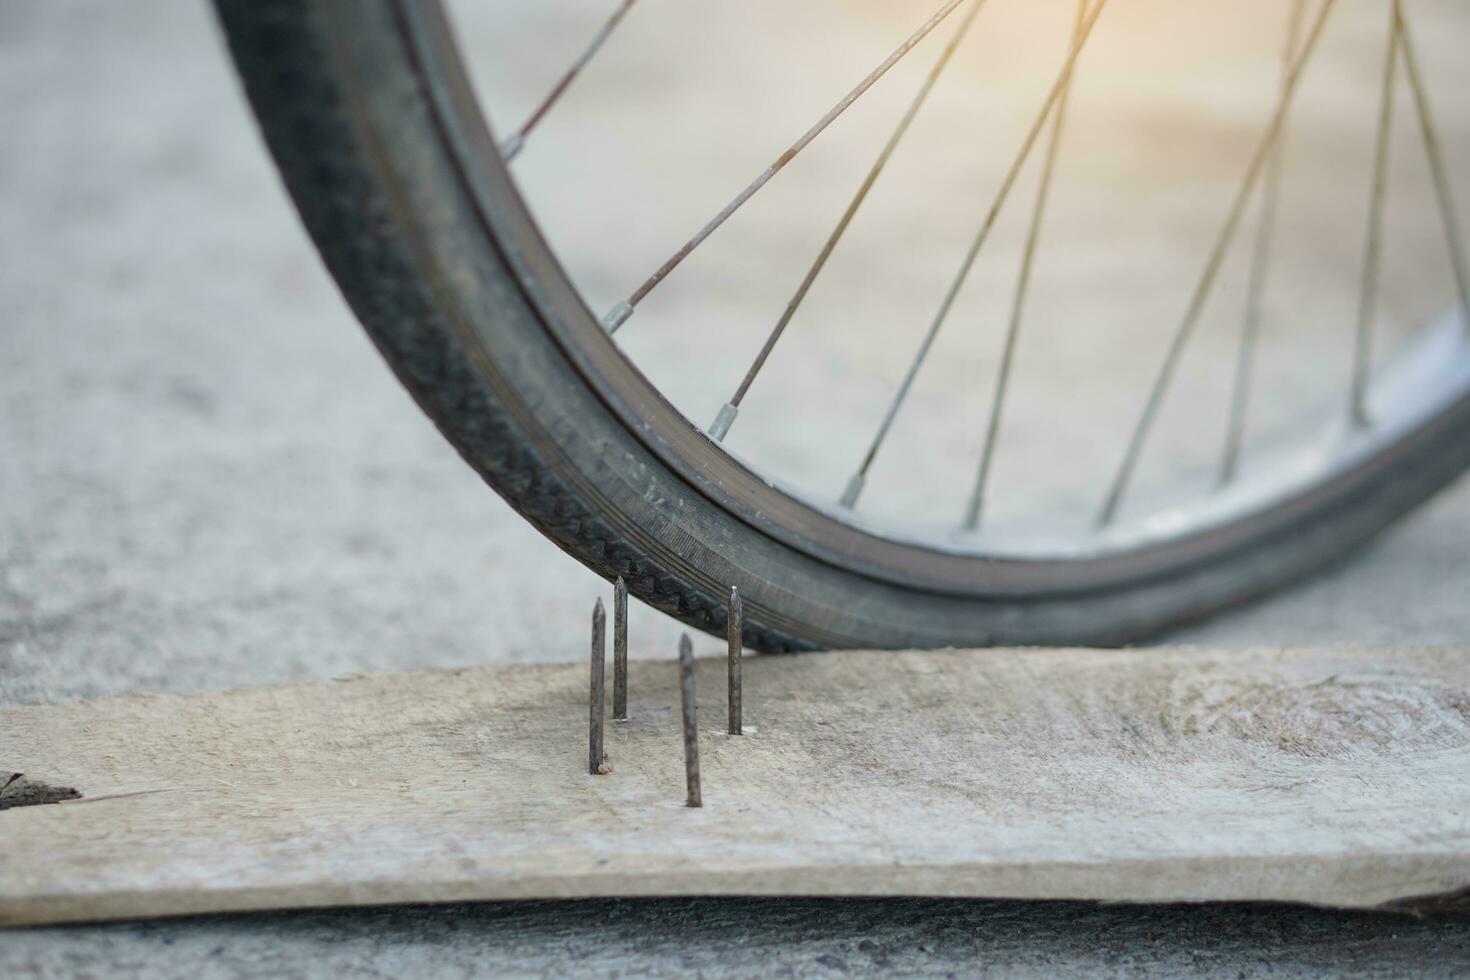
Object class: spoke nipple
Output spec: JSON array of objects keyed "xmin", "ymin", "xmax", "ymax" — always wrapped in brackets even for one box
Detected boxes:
[
  {"xmin": 839, "ymin": 472, "xmax": 866, "ymax": 509},
  {"xmin": 678, "ymin": 633, "xmax": 702, "ymax": 808},
  {"xmin": 500, "ymin": 134, "xmax": 525, "ymax": 161},
  {"xmin": 727, "ymin": 586, "xmax": 743, "ymax": 736},
  {"xmin": 602, "ymin": 302, "xmax": 634, "ymax": 334},
  {"xmin": 589, "ymin": 598, "xmax": 607, "ymax": 775},
  {"xmin": 613, "ymin": 576, "xmax": 628, "ymax": 721},
  {"xmin": 961, "ymin": 495, "xmax": 982, "ymax": 532},
  {"xmin": 709, "ymin": 402, "xmax": 739, "ymax": 442}
]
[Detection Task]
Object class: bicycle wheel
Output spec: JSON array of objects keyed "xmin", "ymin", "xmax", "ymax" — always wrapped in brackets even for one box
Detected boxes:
[{"xmin": 215, "ymin": 0, "xmax": 1470, "ymax": 650}]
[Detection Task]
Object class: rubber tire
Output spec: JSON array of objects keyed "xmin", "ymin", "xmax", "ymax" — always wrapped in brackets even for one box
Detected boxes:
[{"xmin": 214, "ymin": 0, "xmax": 1470, "ymax": 651}]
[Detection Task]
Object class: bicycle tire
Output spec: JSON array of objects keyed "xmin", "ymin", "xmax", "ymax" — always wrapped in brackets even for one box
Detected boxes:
[{"xmin": 214, "ymin": 0, "xmax": 1470, "ymax": 651}]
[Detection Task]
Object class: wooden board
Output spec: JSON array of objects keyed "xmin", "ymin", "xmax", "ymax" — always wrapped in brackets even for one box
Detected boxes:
[{"xmin": 3, "ymin": 645, "xmax": 1469, "ymax": 926}]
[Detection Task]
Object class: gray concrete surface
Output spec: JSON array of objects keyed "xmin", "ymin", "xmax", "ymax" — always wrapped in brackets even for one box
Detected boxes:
[
  {"xmin": 9, "ymin": 899, "xmax": 1470, "ymax": 979},
  {"xmin": 3, "ymin": 1, "xmax": 1469, "ymax": 975}
]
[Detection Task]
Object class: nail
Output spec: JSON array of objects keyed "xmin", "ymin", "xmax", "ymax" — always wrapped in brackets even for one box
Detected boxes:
[
  {"xmin": 589, "ymin": 598, "xmax": 606, "ymax": 775},
  {"xmin": 679, "ymin": 634, "xmax": 702, "ymax": 807},
  {"xmin": 613, "ymin": 576, "xmax": 628, "ymax": 720},
  {"xmin": 727, "ymin": 586, "xmax": 743, "ymax": 735}
]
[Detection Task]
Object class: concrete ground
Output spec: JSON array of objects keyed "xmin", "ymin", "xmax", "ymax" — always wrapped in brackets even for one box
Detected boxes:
[{"xmin": 3, "ymin": 1, "xmax": 1469, "ymax": 975}]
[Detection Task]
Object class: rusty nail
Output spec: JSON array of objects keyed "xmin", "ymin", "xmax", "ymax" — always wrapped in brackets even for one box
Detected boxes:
[
  {"xmin": 590, "ymin": 598, "xmax": 607, "ymax": 775},
  {"xmin": 613, "ymin": 576, "xmax": 628, "ymax": 720},
  {"xmin": 727, "ymin": 587, "xmax": 743, "ymax": 735},
  {"xmin": 679, "ymin": 634, "xmax": 702, "ymax": 807}
]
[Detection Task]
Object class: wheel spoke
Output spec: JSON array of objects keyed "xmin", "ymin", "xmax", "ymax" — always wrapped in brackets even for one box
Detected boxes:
[
  {"xmin": 960, "ymin": 0, "xmax": 1091, "ymax": 531},
  {"xmin": 1219, "ymin": 0, "xmax": 1306, "ymax": 485},
  {"xmin": 708, "ymin": 0, "xmax": 993, "ymax": 442},
  {"xmin": 840, "ymin": 0, "xmax": 1114, "ymax": 510},
  {"xmin": 1095, "ymin": 0, "xmax": 1338, "ymax": 529},
  {"xmin": 501, "ymin": 0, "xmax": 639, "ymax": 162},
  {"xmin": 1350, "ymin": 4, "xmax": 1401, "ymax": 429},
  {"xmin": 1394, "ymin": 0, "xmax": 1470, "ymax": 331},
  {"xmin": 601, "ymin": 0, "xmax": 975, "ymax": 334}
]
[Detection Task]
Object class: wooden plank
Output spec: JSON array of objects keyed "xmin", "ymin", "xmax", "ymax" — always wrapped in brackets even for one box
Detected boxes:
[{"xmin": 2, "ymin": 645, "xmax": 1469, "ymax": 926}]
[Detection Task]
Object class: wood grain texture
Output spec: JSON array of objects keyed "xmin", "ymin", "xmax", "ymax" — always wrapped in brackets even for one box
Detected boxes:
[{"xmin": 2, "ymin": 645, "xmax": 1468, "ymax": 926}]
